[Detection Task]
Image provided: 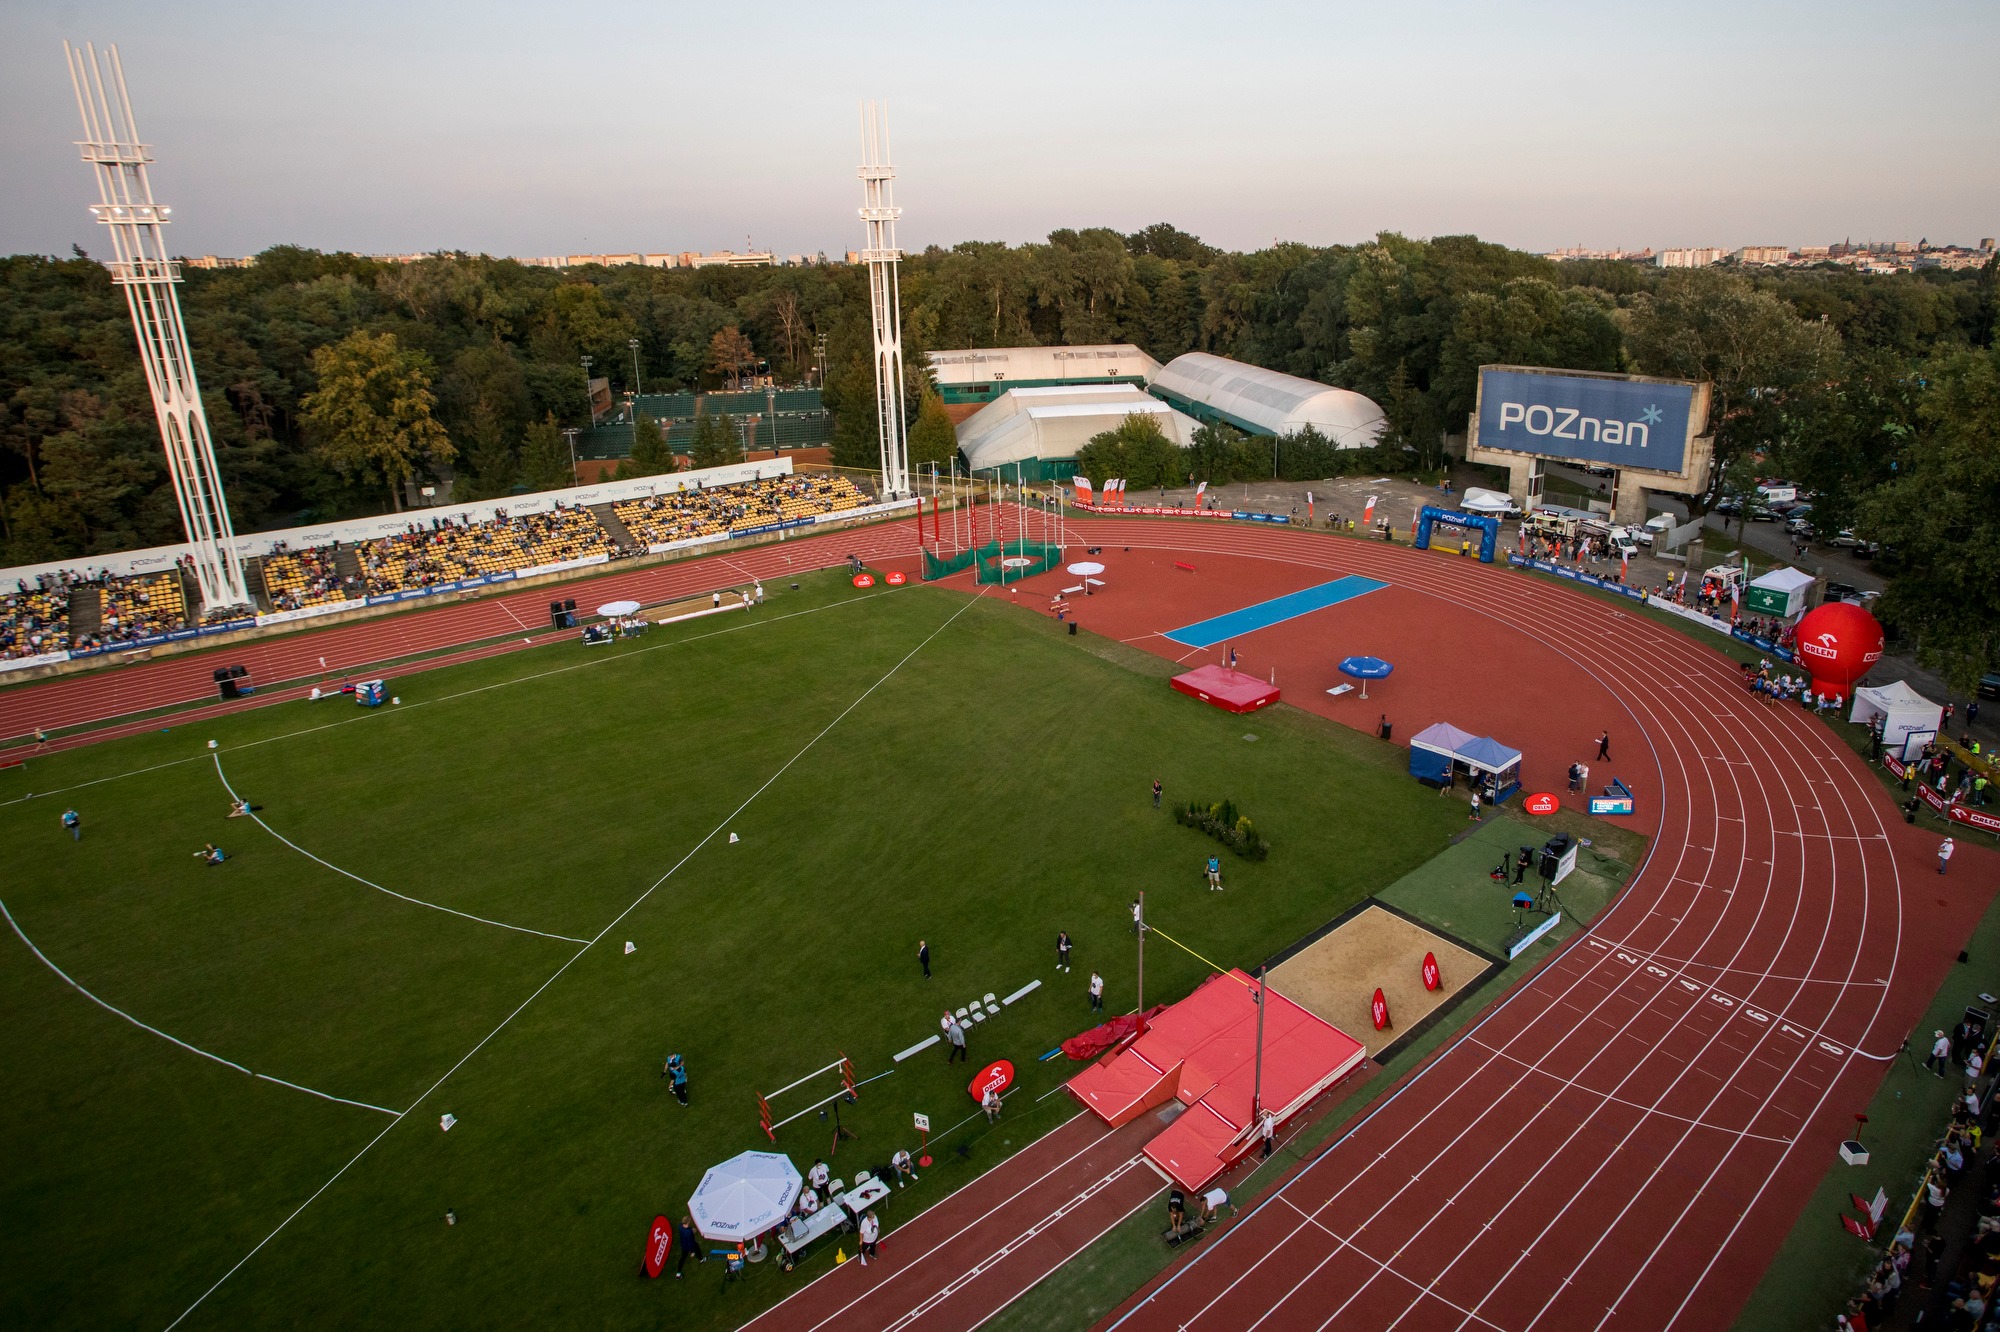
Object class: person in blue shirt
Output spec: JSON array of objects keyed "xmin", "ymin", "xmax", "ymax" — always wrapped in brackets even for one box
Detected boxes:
[
  {"xmin": 665, "ymin": 1053, "xmax": 689, "ymax": 1106},
  {"xmin": 1206, "ymin": 855, "xmax": 1222, "ymax": 891},
  {"xmin": 62, "ymin": 808, "xmax": 80, "ymax": 841}
]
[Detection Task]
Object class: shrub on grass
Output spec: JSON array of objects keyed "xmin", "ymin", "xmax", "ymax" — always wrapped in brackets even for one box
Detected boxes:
[{"xmin": 1174, "ymin": 799, "xmax": 1271, "ymax": 860}]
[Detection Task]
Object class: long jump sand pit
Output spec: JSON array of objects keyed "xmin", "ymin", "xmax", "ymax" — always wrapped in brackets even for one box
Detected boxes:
[{"xmin": 1267, "ymin": 902, "xmax": 1498, "ymax": 1058}]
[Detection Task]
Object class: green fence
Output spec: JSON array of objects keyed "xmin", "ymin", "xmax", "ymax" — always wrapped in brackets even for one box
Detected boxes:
[{"xmin": 921, "ymin": 539, "xmax": 1067, "ymax": 585}]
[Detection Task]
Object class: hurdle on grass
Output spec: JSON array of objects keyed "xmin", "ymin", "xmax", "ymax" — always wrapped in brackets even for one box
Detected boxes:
[{"xmin": 756, "ymin": 1053, "xmax": 858, "ymax": 1141}]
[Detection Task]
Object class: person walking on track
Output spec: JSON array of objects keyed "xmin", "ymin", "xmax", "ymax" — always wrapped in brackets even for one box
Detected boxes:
[
  {"xmin": 1940, "ymin": 838, "xmax": 1955, "ymax": 875},
  {"xmin": 858, "ymin": 1209, "xmax": 880, "ymax": 1265},
  {"xmin": 917, "ymin": 939, "xmax": 930, "ymax": 979},
  {"xmin": 1596, "ymin": 730, "xmax": 1611, "ymax": 760},
  {"xmin": 1056, "ymin": 930, "xmax": 1072, "ymax": 973}
]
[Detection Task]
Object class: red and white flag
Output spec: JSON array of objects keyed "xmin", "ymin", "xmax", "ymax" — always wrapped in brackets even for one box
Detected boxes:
[
  {"xmin": 1073, "ymin": 476, "xmax": 1093, "ymax": 506},
  {"xmin": 1363, "ymin": 496, "xmax": 1377, "ymax": 528},
  {"xmin": 1306, "ymin": 490, "xmax": 1314, "ymax": 520},
  {"xmin": 1195, "ymin": 480, "xmax": 1208, "ymax": 504}
]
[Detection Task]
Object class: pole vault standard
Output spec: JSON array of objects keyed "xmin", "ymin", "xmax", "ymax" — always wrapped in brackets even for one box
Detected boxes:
[
  {"xmin": 857, "ymin": 102, "xmax": 909, "ymax": 500},
  {"xmin": 757, "ymin": 1054, "xmax": 858, "ymax": 1142}
]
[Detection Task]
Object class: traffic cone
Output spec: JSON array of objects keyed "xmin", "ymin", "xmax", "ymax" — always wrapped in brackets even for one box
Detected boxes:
[{"xmin": 834, "ymin": 1246, "xmax": 847, "ymax": 1265}]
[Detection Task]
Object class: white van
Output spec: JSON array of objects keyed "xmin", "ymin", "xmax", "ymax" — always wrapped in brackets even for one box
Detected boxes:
[{"xmin": 1607, "ymin": 529, "xmax": 1643, "ymax": 561}]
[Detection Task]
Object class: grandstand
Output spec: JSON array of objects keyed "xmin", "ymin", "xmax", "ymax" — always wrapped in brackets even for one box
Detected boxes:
[
  {"xmin": 356, "ymin": 506, "xmax": 619, "ymax": 595},
  {"xmin": 612, "ymin": 474, "xmax": 868, "ymax": 548},
  {"xmin": 259, "ymin": 543, "xmax": 357, "ymax": 611},
  {"xmin": 0, "ymin": 584, "xmax": 71, "ymax": 660},
  {"xmin": 95, "ymin": 572, "xmax": 190, "ymax": 644}
]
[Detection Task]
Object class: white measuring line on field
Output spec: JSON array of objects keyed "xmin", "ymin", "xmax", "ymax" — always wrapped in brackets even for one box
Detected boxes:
[
  {"xmin": 211, "ymin": 753, "xmax": 587, "ymax": 944},
  {"xmin": 1, "ymin": 896, "xmax": 400, "ymax": 1117},
  {"xmin": 164, "ymin": 587, "xmax": 991, "ymax": 1332}
]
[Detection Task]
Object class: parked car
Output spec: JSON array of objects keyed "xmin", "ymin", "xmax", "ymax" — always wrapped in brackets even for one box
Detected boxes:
[
  {"xmin": 1979, "ymin": 673, "xmax": 2000, "ymax": 700},
  {"xmin": 1613, "ymin": 523, "xmax": 1652, "ymax": 549},
  {"xmin": 1785, "ymin": 508, "xmax": 1815, "ymax": 534}
]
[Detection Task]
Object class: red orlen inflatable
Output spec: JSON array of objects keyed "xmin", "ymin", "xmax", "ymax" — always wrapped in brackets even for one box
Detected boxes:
[
  {"xmin": 642, "ymin": 1214, "xmax": 673, "ymax": 1278},
  {"xmin": 968, "ymin": 1059, "xmax": 1015, "ymax": 1102},
  {"xmin": 1523, "ymin": 792, "xmax": 1559, "ymax": 816},
  {"xmin": 852, "ymin": 573, "xmax": 875, "ymax": 588},
  {"xmin": 885, "ymin": 571, "xmax": 908, "ymax": 586},
  {"xmin": 1792, "ymin": 601, "xmax": 1884, "ymax": 704}
]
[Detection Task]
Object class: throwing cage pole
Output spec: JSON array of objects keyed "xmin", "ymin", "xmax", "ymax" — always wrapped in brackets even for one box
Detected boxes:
[{"xmin": 757, "ymin": 1053, "xmax": 859, "ymax": 1141}]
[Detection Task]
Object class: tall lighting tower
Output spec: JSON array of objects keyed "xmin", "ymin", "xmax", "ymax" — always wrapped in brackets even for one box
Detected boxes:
[
  {"xmin": 64, "ymin": 42, "xmax": 249, "ymax": 610},
  {"xmin": 857, "ymin": 102, "xmax": 909, "ymax": 499}
]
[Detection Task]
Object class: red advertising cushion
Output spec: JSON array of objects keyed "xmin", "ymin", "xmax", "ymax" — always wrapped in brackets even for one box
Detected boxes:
[
  {"xmin": 968, "ymin": 1058, "xmax": 1015, "ymax": 1101},
  {"xmin": 852, "ymin": 574, "xmax": 875, "ymax": 588},
  {"xmin": 886, "ymin": 571, "xmax": 907, "ymax": 586},
  {"xmin": 1523, "ymin": 792, "xmax": 1559, "ymax": 815},
  {"xmin": 1371, "ymin": 989, "xmax": 1390, "ymax": 1031},
  {"xmin": 643, "ymin": 1214, "xmax": 673, "ymax": 1278},
  {"xmin": 1421, "ymin": 952, "xmax": 1441, "ymax": 991}
]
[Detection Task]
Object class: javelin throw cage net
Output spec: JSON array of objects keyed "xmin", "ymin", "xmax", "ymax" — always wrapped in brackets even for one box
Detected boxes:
[{"xmin": 921, "ymin": 539, "xmax": 1066, "ymax": 585}]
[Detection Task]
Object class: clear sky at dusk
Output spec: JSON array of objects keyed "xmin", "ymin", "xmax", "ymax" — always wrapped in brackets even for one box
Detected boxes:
[{"xmin": 2, "ymin": 0, "xmax": 1994, "ymax": 260}]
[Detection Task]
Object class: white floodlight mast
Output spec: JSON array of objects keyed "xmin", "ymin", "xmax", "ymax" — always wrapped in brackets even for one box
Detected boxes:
[
  {"xmin": 858, "ymin": 102, "xmax": 910, "ymax": 500},
  {"xmin": 65, "ymin": 42, "xmax": 250, "ymax": 611}
]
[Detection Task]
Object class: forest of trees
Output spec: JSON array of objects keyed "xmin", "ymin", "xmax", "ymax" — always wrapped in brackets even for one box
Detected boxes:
[{"xmin": 1, "ymin": 227, "xmax": 1994, "ymax": 678}]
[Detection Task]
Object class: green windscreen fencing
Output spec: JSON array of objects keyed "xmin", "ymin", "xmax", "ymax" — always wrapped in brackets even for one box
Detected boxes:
[{"xmin": 921, "ymin": 540, "xmax": 1067, "ymax": 585}]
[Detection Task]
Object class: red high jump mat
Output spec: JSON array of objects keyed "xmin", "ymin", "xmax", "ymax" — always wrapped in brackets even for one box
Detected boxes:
[{"xmin": 1170, "ymin": 664, "xmax": 1279, "ymax": 714}]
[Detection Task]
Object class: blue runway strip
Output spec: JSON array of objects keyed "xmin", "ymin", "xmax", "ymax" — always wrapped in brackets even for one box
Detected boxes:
[{"xmin": 1164, "ymin": 574, "xmax": 1389, "ymax": 648}]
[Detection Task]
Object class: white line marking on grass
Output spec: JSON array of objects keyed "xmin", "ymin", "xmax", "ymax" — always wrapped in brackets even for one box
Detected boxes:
[
  {"xmin": 165, "ymin": 588, "xmax": 989, "ymax": 1331},
  {"xmin": 1, "ymin": 897, "xmax": 399, "ymax": 1117},
  {"xmin": 211, "ymin": 754, "xmax": 587, "ymax": 945}
]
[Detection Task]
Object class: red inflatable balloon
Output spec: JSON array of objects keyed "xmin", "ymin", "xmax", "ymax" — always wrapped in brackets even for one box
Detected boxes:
[{"xmin": 1792, "ymin": 602, "xmax": 1884, "ymax": 703}]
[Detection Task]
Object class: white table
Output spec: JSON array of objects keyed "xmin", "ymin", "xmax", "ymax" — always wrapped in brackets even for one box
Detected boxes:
[
  {"xmin": 840, "ymin": 1177, "xmax": 892, "ymax": 1215},
  {"xmin": 777, "ymin": 1204, "xmax": 849, "ymax": 1258}
]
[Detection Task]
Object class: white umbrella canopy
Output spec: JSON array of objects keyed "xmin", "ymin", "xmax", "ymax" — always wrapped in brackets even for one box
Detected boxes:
[
  {"xmin": 1065, "ymin": 562, "xmax": 1106, "ymax": 576},
  {"xmin": 689, "ymin": 1151, "xmax": 802, "ymax": 1242},
  {"xmin": 597, "ymin": 599, "xmax": 642, "ymax": 618}
]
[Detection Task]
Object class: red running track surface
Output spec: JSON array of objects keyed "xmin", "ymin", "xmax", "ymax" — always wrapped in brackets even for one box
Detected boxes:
[
  {"xmin": 1032, "ymin": 518, "xmax": 1994, "ymax": 1332},
  {"xmin": 0, "ymin": 523, "xmax": 924, "ymax": 746}
]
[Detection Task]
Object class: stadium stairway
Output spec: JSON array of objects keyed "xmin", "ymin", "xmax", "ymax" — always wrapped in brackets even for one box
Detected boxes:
[
  {"xmin": 588, "ymin": 502, "xmax": 641, "ymax": 552},
  {"xmin": 332, "ymin": 543, "xmax": 364, "ymax": 589},
  {"xmin": 244, "ymin": 555, "xmax": 275, "ymax": 612},
  {"xmin": 67, "ymin": 583, "xmax": 101, "ymax": 638}
]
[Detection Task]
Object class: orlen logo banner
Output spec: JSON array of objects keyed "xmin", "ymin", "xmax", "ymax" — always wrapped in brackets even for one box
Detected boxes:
[
  {"xmin": 1477, "ymin": 368, "xmax": 1697, "ymax": 474},
  {"xmin": 968, "ymin": 1059, "xmax": 1015, "ymax": 1102}
]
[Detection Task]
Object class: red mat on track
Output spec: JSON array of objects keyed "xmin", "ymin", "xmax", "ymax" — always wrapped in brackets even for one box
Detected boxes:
[{"xmin": 1070, "ymin": 970, "xmax": 1366, "ymax": 1192}]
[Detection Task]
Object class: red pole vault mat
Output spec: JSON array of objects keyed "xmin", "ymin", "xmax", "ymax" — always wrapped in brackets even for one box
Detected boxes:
[
  {"xmin": 1371, "ymin": 989, "xmax": 1390, "ymax": 1030},
  {"xmin": 1421, "ymin": 952, "xmax": 1441, "ymax": 991},
  {"xmin": 969, "ymin": 1059, "xmax": 1015, "ymax": 1101},
  {"xmin": 886, "ymin": 571, "xmax": 907, "ymax": 586},
  {"xmin": 852, "ymin": 574, "xmax": 875, "ymax": 588},
  {"xmin": 642, "ymin": 1214, "xmax": 673, "ymax": 1278},
  {"xmin": 1523, "ymin": 792, "xmax": 1559, "ymax": 815}
]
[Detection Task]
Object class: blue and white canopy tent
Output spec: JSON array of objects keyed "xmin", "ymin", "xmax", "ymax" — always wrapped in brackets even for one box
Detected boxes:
[{"xmin": 1407, "ymin": 724, "xmax": 1524, "ymax": 802}]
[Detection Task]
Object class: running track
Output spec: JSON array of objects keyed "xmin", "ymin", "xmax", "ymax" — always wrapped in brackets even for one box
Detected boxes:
[
  {"xmin": 1066, "ymin": 518, "xmax": 1990, "ymax": 1332},
  {"xmin": 6, "ymin": 511, "xmax": 1991, "ymax": 1330}
]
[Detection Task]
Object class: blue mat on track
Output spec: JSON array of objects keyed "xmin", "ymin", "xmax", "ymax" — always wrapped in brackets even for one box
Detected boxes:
[{"xmin": 1163, "ymin": 574, "xmax": 1389, "ymax": 648}]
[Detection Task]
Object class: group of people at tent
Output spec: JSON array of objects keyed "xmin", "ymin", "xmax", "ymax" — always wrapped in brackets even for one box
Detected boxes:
[{"xmin": 1407, "ymin": 723, "xmax": 1524, "ymax": 804}]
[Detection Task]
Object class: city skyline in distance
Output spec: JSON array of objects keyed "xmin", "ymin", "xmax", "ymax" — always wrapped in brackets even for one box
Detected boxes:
[{"xmin": 1, "ymin": 0, "xmax": 1994, "ymax": 262}]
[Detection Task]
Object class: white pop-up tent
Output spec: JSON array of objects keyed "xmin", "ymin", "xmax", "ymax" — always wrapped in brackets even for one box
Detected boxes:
[
  {"xmin": 1850, "ymin": 680, "xmax": 1943, "ymax": 756},
  {"xmin": 1460, "ymin": 488, "xmax": 1519, "ymax": 516},
  {"xmin": 1745, "ymin": 566, "xmax": 1816, "ymax": 619}
]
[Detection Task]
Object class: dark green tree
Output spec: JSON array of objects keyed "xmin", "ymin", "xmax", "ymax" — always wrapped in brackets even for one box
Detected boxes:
[
  {"xmin": 688, "ymin": 412, "xmax": 739, "ymax": 470},
  {"xmin": 907, "ymin": 390, "xmax": 957, "ymax": 468},
  {"xmin": 516, "ymin": 413, "xmax": 573, "ymax": 493},
  {"xmin": 616, "ymin": 412, "xmax": 677, "ymax": 480}
]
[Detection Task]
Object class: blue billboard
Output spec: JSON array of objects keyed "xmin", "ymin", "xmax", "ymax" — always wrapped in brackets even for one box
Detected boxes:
[{"xmin": 1476, "ymin": 368, "xmax": 1698, "ymax": 474}]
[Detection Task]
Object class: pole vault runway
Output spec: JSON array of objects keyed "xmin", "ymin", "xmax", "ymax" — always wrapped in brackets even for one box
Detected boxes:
[{"xmin": 1032, "ymin": 516, "xmax": 1988, "ymax": 1332}]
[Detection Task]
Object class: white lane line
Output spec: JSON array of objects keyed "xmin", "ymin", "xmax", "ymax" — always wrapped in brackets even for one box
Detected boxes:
[{"xmin": 1, "ymin": 896, "xmax": 400, "ymax": 1118}]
